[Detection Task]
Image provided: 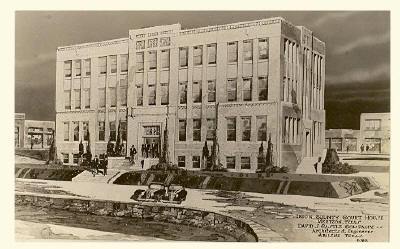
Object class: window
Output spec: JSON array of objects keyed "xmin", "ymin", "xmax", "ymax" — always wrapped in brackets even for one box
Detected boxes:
[
  {"xmin": 226, "ymin": 117, "xmax": 236, "ymax": 141},
  {"xmin": 63, "ymin": 122, "xmax": 69, "ymax": 141},
  {"xmin": 160, "ymin": 83, "xmax": 169, "ymax": 105},
  {"xmin": 365, "ymin": 119, "xmax": 381, "ymax": 131},
  {"xmin": 193, "ymin": 45, "xmax": 203, "ymax": 66},
  {"xmin": 258, "ymin": 77, "xmax": 268, "ymax": 101},
  {"xmin": 120, "ymin": 121, "xmax": 127, "ymax": 141},
  {"xmin": 148, "ymin": 51, "xmax": 157, "ymax": 70},
  {"xmin": 99, "ymin": 56, "xmax": 107, "ymax": 75},
  {"xmin": 193, "ymin": 119, "xmax": 201, "ymax": 141},
  {"xmin": 241, "ymin": 117, "xmax": 251, "ymax": 141},
  {"xmin": 98, "ymin": 122, "xmax": 105, "ymax": 141},
  {"xmin": 109, "ymin": 87, "xmax": 117, "ymax": 107},
  {"xmin": 207, "ymin": 119, "xmax": 216, "ymax": 140},
  {"xmin": 179, "ymin": 82, "xmax": 187, "ymax": 104},
  {"xmin": 148, "ymin": 85, "xmax": 156, "ymax": 105},
  {"xmin": 178, "ymin": 156, "xmax": 185, "ymax": 168},
  {"xmin": 193, "ymin": 81, "xmax": 202, "ymax": 103},
  {"xmin": 74, "ymin": 90, "xmax": 81, "ymax": 109},
  {"xmin": 98, "ymin": 88, "xmax": 106, "ymax": 108},
  {"xmin": 257, "ymin": 157, "xmax": 264, "ymax": 170},
  {"xmin": 74, "ymin": 60, "xmax": 81, "ymax": 77},
  {"xmin": 136, "ymin": 52, "xmax": 144, "ymax": 71},
  {"xmin": 364, "ymin": 138, "xmax": 381, "ymax": 152},
  {"xmin": 227, "ymin": 42, "xmax": 238, "ymax": 63},
  {"xmin": 192, "ymin": 156, "xmax": 200, "ymax": 168},
  {"xmin": 207, "ymin": 43, "xmax": 217, "ymax": 64},
  {"xmin": 120, "ymin": 86, "xmax": 127, "ymax": 106},
  {"xmin": 161, "ymin": 49, "xmax": 170, "ymax": 69},
  {"xmin": 73, "ymin": 122, "xmax": 79, "ymax": 141},
  {"xmin": 83, "ymin": 122, "xmax": 89, "ymax": 141},
  {"xmin": 208, "ymin": 80, "xmax": 216, "ymax": 102},
  {"xmin": 84, "ymin": 59, "xmax": 91, "ymax": 76},
  {"xmin": 331, "ymin": 138, "xmax": 342, "ymax": 151},
  {"xmin": 109, "ymin": 55, "xmax": 117, "ymax": 74},
  {"xmin": 257, "ymin": 116, "xmax": 267, "ymax": 141},
  {"xmin": 241, "ymin": 157, "xmax": 251, "ymax": 169},
  {"xmin": 136, "ymin": 85, "xmax": 143, "ymax": 106},
  {"xmin": 62, "ymin": 153, "xmax": 69, "ymax": 164},
  {"xmin": 109, "ymin": 121, "xmax": 116, "ymax": 141},
  {"xmin": 226, "ymin": 156, "xmax": 235, "ymax": 169},
  {"xmin": 73, "ymin": 154, "xmax": 79, "ymax": 164},
  {"xmin": 64, "ymin": 90, "xmax": 71, "ymax": 110},
  {"xmin": 243, "ymin": 78, "xmax": 252, "ymax": 101},
  {"xmin": 84, "ymin": 89, "xmax": 90, "ymax": 108},
  {"xmin": 179, "ymin": 47, "xmax": 188, "ymax": 67},
  {"xmin": 227, "ymin": 78, "xmax": 237, "ymax": 102},
  {"xmin": 179, "ymin": 120, "xmax": 186, "ymax": 141},
  {"xmin": 243, "ymin": 40, "xmax": 253, "ymax": 61},
  {"xmin": 64, "ymin": 60, "xmax": 72, "ymax": 77},
  {"xmin": 120, "ymin": 54, "xmax": 128, "ymax": 73},
  {"xmin": 259, "ymin": 38, "xmax": 269, "ymax": 60}
]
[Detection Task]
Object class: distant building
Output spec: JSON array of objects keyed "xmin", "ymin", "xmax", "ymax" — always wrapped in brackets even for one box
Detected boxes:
[
  {"xmin": 14, "ymin": 113, "xmax": 55, "ymax": 149},
  {"xmin": 325, "ymin": 112, "xmax": 390, "ymax": 154},
  {"xmin": 55, "ymin": 17, "xmax": 326, "ymax": 171}
]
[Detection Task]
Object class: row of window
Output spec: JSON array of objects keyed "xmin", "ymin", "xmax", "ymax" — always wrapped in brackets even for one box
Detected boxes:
[
  {"xmin": 177, "ymin": 155, "xmax": 262, "ymax": 170},
  {"xmin": 63, "ymin": 120, "xmax": 127, "ymax": 142},
  {"xmin": 364, "ymin": 119, "xmax": 381, "ymax": 131},
  {"xmin": 283, "ymin": 39, "xmax": 300, "ymax": 103},
  {"xmin": 177, "ymin": 116, "xmax": 267, "ymax": 142},
  {"xmin": 283, "ymin": 116, "xmax": 301, "ymax": 144},
  {"xmin": 64, "ymin": 55, "xmax": 129, "ymax": 78}
]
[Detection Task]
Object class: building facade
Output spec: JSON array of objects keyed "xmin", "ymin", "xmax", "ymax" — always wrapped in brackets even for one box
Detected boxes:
[
  {"xmin": 15, "ymin": 113, "xmax": 55, "ymax": 149},
  {"xmin": 55, "ymin": 17, "xmax": 326, "ymax": 171}
]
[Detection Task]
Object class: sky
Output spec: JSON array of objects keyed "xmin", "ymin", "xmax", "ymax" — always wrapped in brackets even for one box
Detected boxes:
[{"xmin": 15, "ymin": 11, "xmax": 390, "ymax": 129}]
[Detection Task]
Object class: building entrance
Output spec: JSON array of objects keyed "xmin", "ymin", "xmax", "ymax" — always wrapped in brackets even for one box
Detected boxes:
[{"xmin": 141, "ymin": 126, "xmax": 161, "ymax": 158}]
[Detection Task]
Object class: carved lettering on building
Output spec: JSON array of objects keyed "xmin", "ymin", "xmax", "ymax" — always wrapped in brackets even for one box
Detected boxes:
[
  {"xmin": 159, "ymin": 37, "xmax": 170, "ymax": 47},
  {"xmin": 148, "ymin": 38, "xmax": 158, "ymax": 48}
]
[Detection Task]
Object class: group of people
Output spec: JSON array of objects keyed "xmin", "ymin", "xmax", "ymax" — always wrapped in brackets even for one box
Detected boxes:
[
  {"xmin": 106, "ymin": 140, "xmax": 126, "ymax": 157},
  {"xmin": 141, "ymin": 142, "xmax": 159, "ymax": 159},
  {"xmin": 89, "ymin": 154, "xmax": 108, "ymax": 177},
  {"xmin": 360, "ymin": 144, "xmax": 371, "ymax": 153}
]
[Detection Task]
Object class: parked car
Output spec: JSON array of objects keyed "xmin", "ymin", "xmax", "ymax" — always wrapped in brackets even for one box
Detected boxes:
[{"xmin": 130, "ymin": 182, "xmax": 187, "ymax": 204}]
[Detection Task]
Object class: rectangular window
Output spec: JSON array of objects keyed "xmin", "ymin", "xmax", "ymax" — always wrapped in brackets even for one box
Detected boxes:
[
  {"xmin": 73, "ymin": 122, "xmax": 79, "ymax": 141},
  {"xmin": 63, "ymin": 122, "xmax": 69, "ymax": 141},
  {"xmin": 205, "ymin": 81, "xmax": 215, "ymax": 103},
  {"xmin": 226, "ymin": 117, "xmax": 236, "ymax": 141},
  {"xmin": 160, "ymin": 83, "xmax": 169, "ymax": 105},
  {"xmin": 226, "ymin": 156, "xmax": 235, "ymax": 169},
  {"xmin": 179, "ymin": 47, "xmax": 188, "ymax": 67},
  {"xmin": 120, "ymin": 54, "xmax": 128, "ymax": 73},
  {"xmin": 64, "ymin": 90, "xmax": 71, "ymax": 110},
  {"xmin": 109, "ymin": 87, "xmax": 117, "ymax": 107},
  {"xmin": 98, "ymin": 122, "xmax": 105, "ymax": 141},
  {"xmin": 120, "ymin": 121, "xmax": 127, "ymax": 141},
  {"xmin": 109, "ymin": 121, "xmax": 116, "ymax": 141},
  {"xmin": 193, "ymin": 81, "xmax": 202, "ymax": 103},
  {"xmin": 73, "ymin": 154, "xmax": 79, "ymax": 164},
  {"xmin": 136, "ymin": 52, "xmax": 144, "ymax": 71},
  {"xmin": 74, "ymin": 60, "xmax": 81, "ymax": 77},
  {"xmin": 64, "ymin": 60, "xmax": 72, "ymax": 77},
  {"xmin": 82, "ymin": 122, "xmax": 89, "ymax": 141},
  {"xmin": 161, "ymin": 49, "xmax": 170, "ymax": 69},
  {"xmin": 227, "ymin": 78, "xmax": 237, "ymax": 102},
  {"xmin": 207, "ymin": 43, "xmax": 217, "ymax": 64},
  {"xmin": 241, "ymin": 117, "xmax": 251, "ymax": 141},
  {"xmin": 243, "ymin": 78, "xmax": 252, "ymax": 101},
  {"xmin": 192, "ymin": 156, "xmax": 200, "ymax": 169},
  {"xmin": 227, "ymin": 42, "xmax": 238, "ymax": 63},
  {"xmin": 258, "ymin": 77, "xmax": 268, "ymax": 101},
  {"xmin": 365, "ymin": 119, "xmax": 381, "ymax": 130},
  {"xmin": 148, "ymin": 51, "xmax": 157, "ymax": 70},
  {"xmin": 110, "ymin": 55, "xmax": 117, "ymax": 74},
  {"xmin": 136, "ymin": 85, "xmax": 143, "ymax": 106},
  {"xmin": 193, "ymin": 45, "xmax": 203, "ymax": 66},
  {"xmin": 62, "ymin": 153, "xmax": 69, "ymax": 164},
  {"xmin": 178, "ymin": 156, "xmax": 185, "ymax": 168},
  {"xmin": 259, "ymin": 38, "xmax": 269, "ymax": 60},
  {"xmin": 84, "ymin": 59, "xmax": 91, "ymax": 76},
  {"xmin": 179, "ymin": 82, "xmax": 187, "ymax": 104},
  {"xmin": 120, "ymin": 86, "xmax": 127, "ymax": 106},
  {"xmin": 99, "ymin": 56, "xmax": 107, "ymax": 75},
  {"xmin": 243, "ymin": 40, "xmax": 253, "ymax": 61},
  {"xmin": 98, "ymin": 88, "xmax": 106, "ymax": 108},
  {"xmin": 193, "ymin": 119, "xmax": 201, "ymax": 141},
  {"xmin": 83, "ymin": 89, "xmax": 90, "ymax": 108},
  {"xmin": 257, "ymin": 116, "xmax": 267, "ymax": 141},
  {"xmin": 179, "ymin": 120, "xmax": 186, "ymax": 141},
  {"xmin": 74, "ymin": 89, "xmax": 81, "ymax": 109},
  {"xmin": 148, "ymin": 85, "xmax": 156, "ymax": 105},
  {"xmin": 241, "ymin": 157, "xmax": 251, "ymax": 169},
  {"xmin": 207, "ymin": 119, "xmax": 216, "ymax": 141},
  {"xmin": 364, "ymin": 138, "xmax": 381, "ymax": 152}
]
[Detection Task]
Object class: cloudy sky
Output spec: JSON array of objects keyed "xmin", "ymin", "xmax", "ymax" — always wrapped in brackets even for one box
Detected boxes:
[{"xmin": 15, "ymin": 11, "xmax": 390, "ymax": 129}]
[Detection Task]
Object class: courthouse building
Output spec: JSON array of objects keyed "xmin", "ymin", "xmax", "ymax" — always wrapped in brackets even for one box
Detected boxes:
[{"xmin": 55, "ymin": 17, "xmax": 326, "ymax": 171}]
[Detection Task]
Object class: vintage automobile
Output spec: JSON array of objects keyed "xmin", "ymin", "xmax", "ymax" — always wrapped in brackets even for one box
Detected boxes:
[{"xmin": 130, "ymin": 182, "xmax": 187, "ymax": 204}]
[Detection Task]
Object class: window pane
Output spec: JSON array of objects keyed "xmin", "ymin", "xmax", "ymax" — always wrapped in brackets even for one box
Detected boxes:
[
  {"xmin": 192, "ymin": 156, "xmax": 200, "ymax": 168},
  {"xmin": 207, "ymin": 119, "xmax": 216, "ymax": 140},
  {"xmin": 64, "ymin": 90, "xmax": 71, "ymax": 109},
  {"xmin": 98, "ymin": 122, "xmax": 105, "ymax": 141},
  {"xmin": 85, "ymin": 59, "xmax": 91, "ymax": 76},
  {"xmin": 99, "ymin": 57, "xmax": 107, "ymax": 74},
  {"xmin": 136, "ymin": 52, "xmax": 144, "ymax": 71},
  {"xmin": 109, "ymin": 121, "xmax": 116, "ymax": 141},
  {"xmin": 120, "ymin": 121, "xmax": 127, "ymax": 141},
  {"xmin": 241, "ymin": 117, "xmax": 251, "ymax": 141},
  {"xmin": 193, "ymin": 81, "xmax": 202, "ymax": 103},
  {"xmin": 226, "ymin": 156, "xmax": 235, "ymax": 169},
  {"xmin": 63, "ymin": 122, "xmax": 69, "ymax": 141},
  {"xmin": 243, "ymin": 40, "xmax": 253, "ymax": 61},
  {"xmin": 64, "ymin": 61, "xmax": 72, "ymax": 77},
  {"xmin": 110, "ymin": 55, "xmax": 117, "ymax": 73},
  {"xmin": 193, "ymin": 46, "xmax": 203, "ymax": 66},
  {"xmin": 148, "ymin": 85, "xmax": 156, "ymax": 105},
  {"xmin": 73, "ymin": 122, "xmax": 79, "ymax": 141},
  {"xmin": 62, "ymin": 153, "xmax": 69, "ymax": 163},
  {"xmin": 109, "ymin": 87, "xmax": 116, "ymax": 107},
  {"xmin": 136, "ymin": 86, "xmax": 143, "ymax": 106},
  {"xmin": 74, "ymin": 60, "xmax": 81, "ymax": 77},
  {"xmin": 120, "ymin": 86, "xmax": 127, "ymax": 106},
  {"xmin": 226, "ymin": 117, "xmax": 236, "ymax": 141},
  {"xmin": 179, "ymin": 82, "xmax": 187, "ymax": 104},
  {"xmin": 227, "ymin": 42, "xmax": 238, "ymax": 63},
  {"xmin": 148, "ymin": 51, "xmax": 157, "ymax": 70},
  {"xmin": 74, "ymin": 90, "xmax": 81, "ymax": 109},
  {"xmin": 208, "ymin": 80, "xmax": 216, "ymax": 102},
  {"xmin": 243, "ymin": 78, "xmax": 252, "ymax": 101},
  {"xmin": 179, "ymin": 120, "xmax": 186, "ymax": 141},
  {"xmin": 227, "ymin": 79, "xmax": 237, "ymax": 102},
  {"xmin": 84, "ymin": 89, "xmax": 90, "ymax": 108},
  {"xmin": 257, "ymin": 116, "xmax": 267, "ymax": 141},
  {"xmin": 258, "ymin": 77, "xmax": 268, "ymax": 101},
  {"xmin": 98, "ymin": 88, "xmax": 106, "ymax": 108},
  {"xmin": 161, "ymin": 84, "xmax": 169, "ymax": 105},
  {"xmin": 259, "ymin": 38, "xmax": 269, "ymax": 60},
  {"xmin": 178, "ymin": 156, "xmax": 185, "ymax": 168},
  {"xmin": 179, "ymin": 47, "xmax": 188, "ymax": 67},
  {"xmin": 83, "ymin": 122, "xmax": 89, "ymax": 141},
  {"xmin": 193, "ymin": 119, "xmax": 201, "ymax": 141},
  {"xmin": 241, "ymin": 157, "xmax": 251, "ymax": 169},
  {"xmin": 161, "ymin": 50, "xmax": 170, "ymax": 69},
  {"xmin": 207, "ymin": 44, "xmax": 217, "ymax": 64},
  {"xmin": 121, "ymin": 54, "xmax": 128, "ymax": 72}
]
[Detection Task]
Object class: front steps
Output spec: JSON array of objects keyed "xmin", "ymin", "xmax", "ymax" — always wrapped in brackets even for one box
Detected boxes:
[{"xmin": 72, "ymin": 169, "xmax": 124, "ymax": 184}]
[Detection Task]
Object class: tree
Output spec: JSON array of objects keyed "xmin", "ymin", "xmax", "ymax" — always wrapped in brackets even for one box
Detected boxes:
[
  {"xmin": 257, "ymin": 142, "xmax": 266, "ymax": 172},
  {"xmin": 160, "ymin": 118, "xmax": 170, "ymax": 164},
  {"xmin": 115, "ymin": 120, "xmax": 122, "ymax": 156},
  {"xmin": 265, "ymin": 134, "xmax": 274, "ymax": 168}
]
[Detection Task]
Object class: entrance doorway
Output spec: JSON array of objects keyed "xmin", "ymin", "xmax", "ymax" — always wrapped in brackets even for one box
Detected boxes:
[{"xmin": 141, "ymin": 125, "xmax": 161, "ymax": 159}]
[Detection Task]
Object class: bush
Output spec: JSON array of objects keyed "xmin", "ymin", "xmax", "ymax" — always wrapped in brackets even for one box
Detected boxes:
[{"xmin": 322, "ymin": 162, "xmax": 359, "ymax": 174}]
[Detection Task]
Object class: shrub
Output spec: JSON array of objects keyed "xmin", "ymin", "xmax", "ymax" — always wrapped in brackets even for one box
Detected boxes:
[{"xmin": 322, "ymin": 162, "xmax": 358, "ymax": 174}]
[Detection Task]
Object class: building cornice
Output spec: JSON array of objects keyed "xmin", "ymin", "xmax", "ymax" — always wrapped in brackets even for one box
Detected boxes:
[{"xmin": 57, "ymin": 38, "xmax": 129, "ymax": 52}]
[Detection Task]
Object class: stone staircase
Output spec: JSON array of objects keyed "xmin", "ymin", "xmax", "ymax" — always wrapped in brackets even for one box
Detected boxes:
[
  {"xmin": 296, "ymin": 149, "xmax": 327, "ymax": 174},
  {"xmin": 72, "ymin": 169, "xmax": 124, "ymax": 184}
]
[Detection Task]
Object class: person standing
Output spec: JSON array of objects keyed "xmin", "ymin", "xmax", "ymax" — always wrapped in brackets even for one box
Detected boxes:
[
  {"xmin": 146, "ymin": 143, "xmax": 150, "ymax": 158},
  {"xmin": 360, "ymin": 144, "xmax": 365, "ymax": 153},
  {"xmin": 151, "ymin": 141, "xmax": 155, "ymax": 158},
  {"xmin": 141, "ymin": 159, "xmax": 144, "ymax": 170},
  {"xmin": 94, "ymin": 155, "xmax": 100, "ymax": 174},
  {"xmin": 366, "ymin": 144, "xmax": 370, "ymax": 152},
  {"xmin": 103, "ymin": 155, "xmax": 108, "ymax": 176},
  {"xmin": 131, "ymin": 145, "xmax": 137, "ymax": 164}
]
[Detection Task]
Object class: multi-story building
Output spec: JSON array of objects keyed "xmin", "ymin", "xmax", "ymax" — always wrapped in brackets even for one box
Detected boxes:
[{"xmin": 55, "ymin": 17, "xmax": 326, "ymax": 171}]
